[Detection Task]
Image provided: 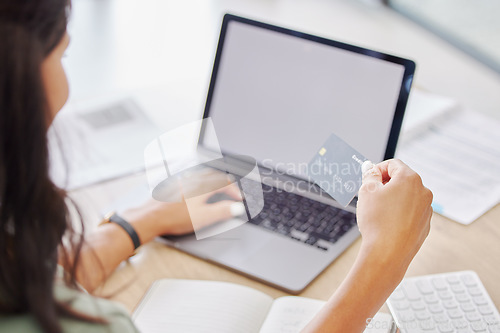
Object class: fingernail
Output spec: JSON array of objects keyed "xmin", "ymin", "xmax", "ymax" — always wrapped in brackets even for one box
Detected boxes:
[
  {"xmin": 230, "ymin": 202, "xmax": 246, "ymax": 217},
  {"xmin": 362, "ymin": 160, "xmax": 374, "ymax": 174}
]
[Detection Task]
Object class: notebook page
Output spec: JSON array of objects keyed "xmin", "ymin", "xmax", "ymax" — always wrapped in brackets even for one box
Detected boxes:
[
  {"xmin": 259, "ymin": 296, "xmax": 394, "ymax": 333},
  {"xmin": 132, "ymin": 279, "xmax": 273, "ymax": 333},
  {"xmin": 259, "ymin": 296, "xmax": 325, "ymax": 333}
]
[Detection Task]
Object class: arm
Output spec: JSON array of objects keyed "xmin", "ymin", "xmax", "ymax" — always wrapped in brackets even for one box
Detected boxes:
[
  {"xmin": 303, "ymin": 159, "xmax": 433, "ymax": 333},
  {"xmin": 64, "ymin": 184, "xmax": 243, "ymax": 293}
]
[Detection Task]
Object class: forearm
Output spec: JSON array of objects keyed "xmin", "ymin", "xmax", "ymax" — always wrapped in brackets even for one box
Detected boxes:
[
  {"xmin": 65, "ymin": 216, "xmax": 162, "ymax": 293},
  {"xmin": 303, "ymin": 243, "xmax": 406, "ymax": 333}
]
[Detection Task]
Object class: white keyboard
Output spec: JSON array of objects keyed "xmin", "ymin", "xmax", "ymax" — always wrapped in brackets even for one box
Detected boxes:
[{"xmin": 387, "ymin": 271, "xmax": 500, "ymax": 333}]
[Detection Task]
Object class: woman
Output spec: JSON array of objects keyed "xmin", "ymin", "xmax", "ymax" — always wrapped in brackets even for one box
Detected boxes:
[{"xmin": 0, "ymin": 0, "xmax": 432, "ymax": 332}]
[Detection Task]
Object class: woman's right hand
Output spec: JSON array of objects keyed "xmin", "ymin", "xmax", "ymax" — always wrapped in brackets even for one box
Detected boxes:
[
  {"xmin": 356, "ymin": 159, "xmax": 433, "ymax": 277},
  {"xmin": 303, "ymin": 159, "xmax": 433, "ymax": 333}
]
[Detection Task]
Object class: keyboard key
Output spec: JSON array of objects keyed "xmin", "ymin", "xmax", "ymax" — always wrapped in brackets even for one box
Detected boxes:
[
  {"xmin": 432, "ymin": 277, "xmax": 448, "ymax": 290},
  {"xmin": 429, "ymin": 304, "xmax": 445, "ymax": 313},
  {"xmin": 411, "ymin": 300, "xmax": 426, "ymax": 311},
  {"xmin": 290, "ymin": 229, "xmax": 309, "ymax": 241},
  {"xmin": 403, "ymin": 326, "xmax": 423, "ymax": 333},
  {"xmin": 438, "ymin": 291, "xmax": 453, "ymax": 300},
  {"xmin": 425, "ymin": 294, "xmax": 439, "ymax": 304},
  {"xmin": 456, "ymin": 293, "xmax": 471, "ymax": 303},
  {"xmin": 461, "ymin": 273, "xmax": 478, "ymax": 287},
  {"xmin": 466, "ymin": 311, "xmax": 482, "ymax": 322},
  {"xmin": 305, "ymin": 236, "xmax": 318, "ymax": 245},
  {"xmin": 469, "ymin": 287, "xmax": 483, "ymax": 296},
  {"xmin": 394, "ymin": 300, "xmax": 411, "ymax": 310},
  {"xmin": 473, "ymin": 296, "xmax": 488, "ymax": 306},
  {"xmin": 484, "ymin": 315, "xmax": 499, "ymax": 325},
  {"xmin": 399, "ymin": 309, "xmax": 416, "ymax": 322},
  {"xmin": 489, "ymin": 324, "xmax": 500, "ymax": 333},
  {"xmin": 403, "ymin": 282, "xmax": 423, "ymax": 301},
  {"xmin": 446, "ymin": 275, "xmax": 460, "ymax": 284},
  {"xmin": 416, "ymin": 310, "xmax": 431, "ymax": 320},
  {"xmin": 391, "ymin": 287, "xmax": 406, "ymax": 300},
  {"xmin": 418, "ymin": 319, "xmax": 436, "ymax": 330},
  {"xmin": 457, "ymin": 329, "xmax": 471, "ymax": 333},
  {"xmin": 443, "ymin": 300, "xmax": 459, "ymax": 309},
  {"xmin": 452, "ymin": 319, "xmax": 469, "ymax": 329},
  {"xmin": 448, "ymin": 308, "xmax": 463, "ymax": 319},
  {"xmin": 461, "ymin": 302, "xmax": 476, "ymax": 312},
  {"xmin": 470, "ymin": 320, "xmax": 487, "ymax": 331},
  {"xmin": 478, "ymin": 305, "xmax": 494, "ymax": 315},
  {"xmin": 451, "ymin": 284, "xmax": 466, "ymax": 294},
  {"xmin": 434, "ymin": 313, "xmax": 449, "ymax": 323},
  {"xmin": 417, "ymin": 280, "xmax": 434, "ymax": 294},
  {"xmin": 438, "ymin": 322, "xmax": 454, "ymax": 332}
]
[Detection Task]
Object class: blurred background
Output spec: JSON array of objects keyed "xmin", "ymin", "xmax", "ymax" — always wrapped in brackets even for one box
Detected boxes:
[
  {"xmin": 63, "ymin": 0, "xmax": 500, "ymax": 128},
  {"xmin": 58, "ymin": 0, "xmax": 500, "ymax": 226}
]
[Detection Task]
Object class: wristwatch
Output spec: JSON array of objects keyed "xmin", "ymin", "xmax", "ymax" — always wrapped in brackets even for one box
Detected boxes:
[{"xmin": 101, "ymin": 212, "xmax": 141, "ymax": 251}]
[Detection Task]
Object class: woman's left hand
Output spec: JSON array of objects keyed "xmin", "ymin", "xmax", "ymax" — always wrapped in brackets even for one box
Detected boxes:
[{"xmin": 121, "ymin": 182, "xmax": 243, "ymax": 238}]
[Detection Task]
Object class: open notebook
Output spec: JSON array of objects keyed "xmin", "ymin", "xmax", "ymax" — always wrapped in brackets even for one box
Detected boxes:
[{"xmin": 132, "ymin": 279, "xmax": 395, "ymax": 333}]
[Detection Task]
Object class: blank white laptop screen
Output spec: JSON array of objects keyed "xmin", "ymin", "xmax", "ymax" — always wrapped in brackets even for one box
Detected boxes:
[{"xmin": 202, "ymin": 18, "xmax": 409, "ymax": 179}]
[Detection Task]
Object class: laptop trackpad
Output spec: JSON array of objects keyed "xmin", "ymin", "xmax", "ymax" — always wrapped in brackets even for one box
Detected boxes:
[{"xmin": 177, "ymin": 222, "xmax": 275, "ymax": 264}]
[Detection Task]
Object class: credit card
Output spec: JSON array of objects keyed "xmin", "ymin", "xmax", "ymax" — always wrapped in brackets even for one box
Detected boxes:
[{"xmin": 307, "ymin": 133, "xmax": 367, "ymax": 207}]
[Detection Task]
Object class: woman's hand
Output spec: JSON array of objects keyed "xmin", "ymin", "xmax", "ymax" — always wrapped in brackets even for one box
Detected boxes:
[
  {"xmin": 357, "ymin": 159, "xmax": 433, "ymax": 276},
  {"xmin": 71, "ymin": 177, "xmax": 244, "ymax": 292},
  {"xmin": 303, "ymin": 159, "xmax": 433, "ymax": 333},
  {"xmin": 122, "ymin": 183, "xmax": 243, "ymax": 238}
]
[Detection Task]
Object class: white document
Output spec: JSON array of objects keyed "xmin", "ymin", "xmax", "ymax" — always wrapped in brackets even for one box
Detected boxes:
[
  {"xmin": 132, "ymin": 279, "xmax": 395, "ymax": 333},
  {"xmin": 48, "ymin": 99, "xmax": 163, "ymax": 190},
  {"xmin": 396, "ymin": 90, "xmax": 500, "ymax": 224}
]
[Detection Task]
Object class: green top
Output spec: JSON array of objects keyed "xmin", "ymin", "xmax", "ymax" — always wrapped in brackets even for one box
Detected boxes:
[{"xmin": 0, "ymin": 267, "xmax": 139, "ymax": 333}]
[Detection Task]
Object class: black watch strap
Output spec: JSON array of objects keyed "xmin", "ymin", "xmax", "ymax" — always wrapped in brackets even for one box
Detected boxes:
[{"xmin": 109, "ymin": 213, "xmax": 141, "ymax": 250}]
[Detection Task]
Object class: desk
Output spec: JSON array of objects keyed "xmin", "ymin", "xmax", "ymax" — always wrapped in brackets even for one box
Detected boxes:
[
  {"xmin": 89, "ymin": 196, "xmax": 500, "ymax": 313},
  {"xmin": 65, "ymin": 0, "xmax": 500, "ymax": 315}
]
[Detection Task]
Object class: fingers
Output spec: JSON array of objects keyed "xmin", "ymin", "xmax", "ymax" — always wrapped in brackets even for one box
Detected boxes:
[
  {"xmin": 230, "ymin": 202, "xmax": 246, "ymax": 216},
  {"xmin": 204, "ymin": 200, "xmax": 243, "ymax": 223},
  {"xmin": 361, "ymin": 161, "xmax": 382, "ymax": 184},
  {"xmin": 215, "ymin": 183, "xmax": 243, "ymax": 201},
  {"xmin": 360, "ymin": 161, "xmax": 383, "ymax": 194},
  {"xmin": 376, "ymin": 159, "xmax": 413, "ymax": 183}
]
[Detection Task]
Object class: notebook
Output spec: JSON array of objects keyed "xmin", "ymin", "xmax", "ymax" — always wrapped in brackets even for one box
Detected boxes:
[{"xmin": 132, "ymin": 279, "xmax": 396, "ymax": 333}]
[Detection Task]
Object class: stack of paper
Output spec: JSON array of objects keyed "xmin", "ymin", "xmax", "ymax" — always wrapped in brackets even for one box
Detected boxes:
[
  {"xmin": 396, "ymin": 90, "xmax": 500, "ymax": 224},
  {"xmin": 48, "ymin": 98, "xmax": 163, "ymax": 190}
]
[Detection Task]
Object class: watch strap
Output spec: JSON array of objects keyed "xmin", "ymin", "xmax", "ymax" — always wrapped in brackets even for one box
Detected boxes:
[{"xmin": 108, "ymin": 213, "xmax": 141, "ymax": 250}]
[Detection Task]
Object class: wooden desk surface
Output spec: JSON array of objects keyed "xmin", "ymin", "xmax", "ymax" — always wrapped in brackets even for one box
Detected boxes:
[{"xmin": 94, "ymin": 203, "xmax": 500, "ymax": 314}]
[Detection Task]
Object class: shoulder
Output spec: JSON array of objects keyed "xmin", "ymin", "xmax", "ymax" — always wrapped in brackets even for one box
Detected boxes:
[
  {"xmin": 0, "ymin": 284, "xmax": 139, "ymax": 333},
  {"xmin": 56, "ymin": 282, "xmax": 139, "ymax": 333}
]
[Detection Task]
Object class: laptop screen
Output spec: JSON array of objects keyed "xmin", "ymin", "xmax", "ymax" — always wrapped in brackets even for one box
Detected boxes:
[{"xmin": 200, "ymin": 15, "xmax": 415, "ymax": 179}]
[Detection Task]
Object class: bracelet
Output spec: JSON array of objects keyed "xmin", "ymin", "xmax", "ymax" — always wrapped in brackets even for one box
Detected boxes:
[{"xmin": 101, "ymin": 212, "xmax": 141, "ymax": 250}]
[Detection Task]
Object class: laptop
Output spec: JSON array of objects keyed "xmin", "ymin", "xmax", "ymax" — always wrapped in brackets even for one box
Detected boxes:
[{"xmin": 161, "ymin": 14, "xmax": 415, "ymax": 294}]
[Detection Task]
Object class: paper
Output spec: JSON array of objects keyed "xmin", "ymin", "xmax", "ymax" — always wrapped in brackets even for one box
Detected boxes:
[
  {"xmin": 259, "ymin": 296, "xmax": 325, "ymax": 332},
  {"xmin": 132, "ymin": 279, "xmax": 273, "ymax": 333},
  {"xmin": 48, "ymin": 99, "xmax": 163, "ymax": 190},
  {"xmin": 308, "ymin": 133, "xmax": 367, "ymax": 207},
  {"xmin": 396, "ymin": 109, "xmax": 500, "ymax": 224}
]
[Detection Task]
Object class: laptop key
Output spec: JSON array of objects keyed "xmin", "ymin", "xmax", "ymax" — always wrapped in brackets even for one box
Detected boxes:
[{"xmin": 305, "ymin": 236, "xmax": 318, "ymax": 245}]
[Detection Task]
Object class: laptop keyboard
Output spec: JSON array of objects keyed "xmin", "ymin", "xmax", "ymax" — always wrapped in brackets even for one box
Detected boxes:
[{"xmin": 247, "ymin": 183, "xmax": 357, "ymax": 251}]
